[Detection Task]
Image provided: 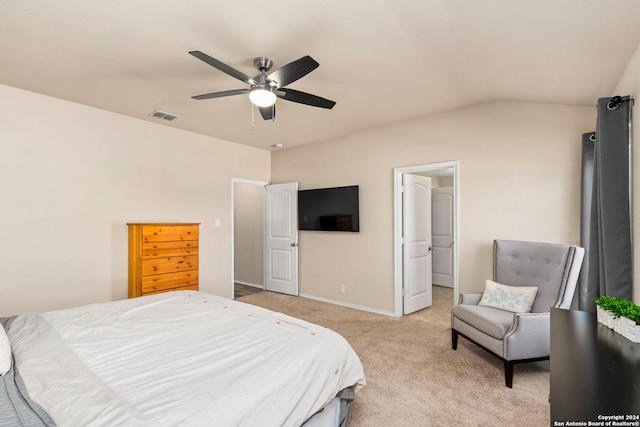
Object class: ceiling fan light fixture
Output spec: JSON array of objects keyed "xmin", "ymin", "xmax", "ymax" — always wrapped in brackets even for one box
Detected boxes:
[{"xmin": 249, "ymin": 86, "xmax": 276, "ymax": 108}]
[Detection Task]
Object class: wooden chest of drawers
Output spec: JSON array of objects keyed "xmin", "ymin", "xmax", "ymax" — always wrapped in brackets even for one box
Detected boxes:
[{"xmin": 128, "ymin": 223, "xmax": 200, "ymax": 298}]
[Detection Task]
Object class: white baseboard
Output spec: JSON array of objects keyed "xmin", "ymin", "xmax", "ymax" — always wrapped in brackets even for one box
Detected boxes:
[
  {"xmin": 234, "ymin": 280, "xmax": 263, "ymax": 289},
  {"xmin": 299, "ymin": 293, "xmax": 397, "ymax": 317}
]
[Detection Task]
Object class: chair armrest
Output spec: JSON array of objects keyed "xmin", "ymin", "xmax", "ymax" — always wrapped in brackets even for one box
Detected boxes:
[
  {"xmin": 458, "ymin": 292, "xmax": 483, "ymax": 305},
  {"xmin": 504, "ymin": 312, "xmax": 550, "ymax": 360}
]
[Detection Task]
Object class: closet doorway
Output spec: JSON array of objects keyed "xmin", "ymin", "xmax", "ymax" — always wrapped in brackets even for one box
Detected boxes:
[{"xmin": 393, "ymin": 161, "xmax": 459, "ymax": 317}]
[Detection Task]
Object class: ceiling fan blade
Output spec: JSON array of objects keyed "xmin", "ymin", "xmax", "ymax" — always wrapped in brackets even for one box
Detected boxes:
[
  {"xmin": 259, "ymin": 105, "xmax": 275, "ymax": 120},
  {"xmin": 189, "ymin": 51, "xmax": 257, "ymax": 85},
  {"xmin": 191, "ymin": 88, "xmax": 249, "ymax": 100},
  {"xmin": 267, "ymin": 56, "xmax": 319, "ymax": 88},
  {"xmin": 278, "ymin": 88, "xmax": 336, "ymax": 109}
]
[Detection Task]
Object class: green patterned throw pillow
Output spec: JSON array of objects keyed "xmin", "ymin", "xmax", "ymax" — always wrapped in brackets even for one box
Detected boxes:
[{"xmin": 478, "ymin": 280, "xmax": 538, "ymax": 313}]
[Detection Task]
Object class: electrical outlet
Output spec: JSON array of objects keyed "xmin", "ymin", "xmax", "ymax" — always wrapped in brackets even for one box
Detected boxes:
[{"xmin": 339, "ymin": 284, "xmax": 346, "ymax": 293}]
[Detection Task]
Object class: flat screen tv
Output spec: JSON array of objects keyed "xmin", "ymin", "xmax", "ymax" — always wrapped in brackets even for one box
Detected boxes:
[{"xmin": 298, "ymin": 185, "xmax": 360, "ymax": 232}]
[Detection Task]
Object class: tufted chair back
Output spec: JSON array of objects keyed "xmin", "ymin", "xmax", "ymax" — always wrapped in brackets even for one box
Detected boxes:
[{"xmin": 493, "ymin": 239, "xmax": 581, "ymax": 313}]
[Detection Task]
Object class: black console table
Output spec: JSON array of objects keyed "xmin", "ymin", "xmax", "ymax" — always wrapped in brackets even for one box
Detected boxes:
[{"xmin": 550, "ymin": 308, "xmax": 640, "ymax": 425}]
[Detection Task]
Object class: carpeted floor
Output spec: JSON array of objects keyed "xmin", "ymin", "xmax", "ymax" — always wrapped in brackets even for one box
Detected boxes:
[{"xmin": 238, "ymin": 286, "xmax": 550, "ymax": 427}]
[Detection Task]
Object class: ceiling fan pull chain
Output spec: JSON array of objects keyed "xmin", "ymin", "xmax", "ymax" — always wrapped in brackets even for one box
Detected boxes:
[{"xmin": 251, "ymin": 103, "xmax": 255, "ymax": 128}]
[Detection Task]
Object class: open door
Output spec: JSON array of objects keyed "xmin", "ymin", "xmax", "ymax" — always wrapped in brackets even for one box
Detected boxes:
[
  {"xmin": 432, "ymin": 187, "xmax": 454, "ymax": 287},
  {"xmin": 403, "ymin": 174, "xmax": 433, "ymax": 314},
  {"xmin": 264, "ymin": 183, "xmax": 299, "ymax": 295}
]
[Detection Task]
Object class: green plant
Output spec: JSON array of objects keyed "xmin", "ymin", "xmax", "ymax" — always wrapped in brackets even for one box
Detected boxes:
[{"xmin": 595, "ymin": 296, "xmax": 640, "ymax": 325}]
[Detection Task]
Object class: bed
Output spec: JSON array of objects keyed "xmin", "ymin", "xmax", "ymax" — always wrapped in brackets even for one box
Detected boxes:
[{"xmin": 0, "ymin": 291, "xmax": 366, "ymax": 427}]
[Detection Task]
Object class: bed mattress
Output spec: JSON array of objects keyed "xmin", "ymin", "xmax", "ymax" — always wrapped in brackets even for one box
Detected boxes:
[{"xmin": 6, "ymin": 291, "xmax": 365, "ymax": 427}]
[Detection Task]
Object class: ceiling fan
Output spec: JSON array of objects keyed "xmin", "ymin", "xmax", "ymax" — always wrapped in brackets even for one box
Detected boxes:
[{"xmin": 189, "ymin": 51, "xmax": 336, "ymax": 121}]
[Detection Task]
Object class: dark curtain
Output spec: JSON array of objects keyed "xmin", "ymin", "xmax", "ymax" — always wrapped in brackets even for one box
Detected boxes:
[{"xmin": 579, "ymin": 96, "xmax": 633, "ymax": 312}]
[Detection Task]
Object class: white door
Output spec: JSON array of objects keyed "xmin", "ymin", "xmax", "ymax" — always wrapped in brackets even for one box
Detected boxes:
[
  {"xmin": 264, "ymin": 183, "xmax": 299, "ymax": 295},
  {"xmin": 432, "ymin": 187, "xmax": 454, "ymax": 287},
  {"xmin": 403, "ymin": 174, "xmax": 433, "ymax": 314}
]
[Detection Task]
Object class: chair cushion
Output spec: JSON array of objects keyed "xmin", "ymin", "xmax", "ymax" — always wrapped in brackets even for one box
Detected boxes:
[
  {"xmin": 452, "ymin": 304, "xmax": 515, "ymax": 340},
  {"xmin": 478, "ymin": 280, "xmax": 538, "ymax": 313}
]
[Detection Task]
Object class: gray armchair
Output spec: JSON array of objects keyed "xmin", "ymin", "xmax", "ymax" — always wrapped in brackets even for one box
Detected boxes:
[{"xmin": 451, "ymin": 240, "xmax": 584, "ymax": 388}]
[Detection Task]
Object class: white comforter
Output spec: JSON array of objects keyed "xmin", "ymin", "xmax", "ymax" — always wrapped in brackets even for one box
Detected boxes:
[{"xmin": 8, "ymin": 291, "xmax": 365, "ymax": 427}]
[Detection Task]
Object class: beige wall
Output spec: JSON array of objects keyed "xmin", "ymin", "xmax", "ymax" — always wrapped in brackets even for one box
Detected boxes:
[
  {"xmin": 4, "ymin": 79, "xmax": 634, "ymax": 316},
  {"xmin": 272, "ymin": 101, "xmax": 596, "ymax": 313},
  {"xmin": 440, "ymin": 176, "xmax": 454, "ymax": 188},
  {"xmin": 233, "ymin": 183, "xmax": 264, "ymax": 287},
  {"xmin": 0, "ymin": 84, "xmax": 270, "ymax": 316},
  {"xmin": 614, "ymin": 42, "xmax": 640, "ymax": 304}
]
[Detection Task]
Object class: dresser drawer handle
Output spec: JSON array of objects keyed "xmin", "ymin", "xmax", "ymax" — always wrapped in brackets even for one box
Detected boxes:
[
  {"xmin": 187, "ymin": 250, "xmax": 191, "ymax": 254},
  {"xmin": 153, "ymin": 232, "xmax": 158, "ymax": 235},
  {"xmin": 153, "ymin": 245, "xmax": 158, "ymax": 248},
  {"xmin": 152, "ymin": 286, "xmax": 157, "ymax": 290},
  {"xmin": 153, "ymin": 266, "xmax": 158, "ymax": 271},
  {"xmin": 153, "ymin": 252, "xmax": 158, "ymax": 256},
  {"xmin": 187, "ymin": 231, "xmax": 192, "ymax": 235},
  {"xmin": 153, "ymin": 278, "xmax": 158, "ymax": 282},
  {"xmin": 187, "ymin": 243, "xmax": 191, "ymax": 247}
]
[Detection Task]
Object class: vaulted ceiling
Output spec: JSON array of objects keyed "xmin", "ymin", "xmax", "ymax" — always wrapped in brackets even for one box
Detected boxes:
[{"xmin": 1, "ymin": 1, "xmax": 639, "ymax": 150}]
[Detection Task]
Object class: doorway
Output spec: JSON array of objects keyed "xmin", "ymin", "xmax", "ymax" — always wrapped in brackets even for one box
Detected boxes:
[
  {"xmin": 231, "ymin": 179, "xmax": 299, "ymax": 299},
  {"xmin": 231, "ymin": 179, "xmax": 267, "ymax": 299},
  {"xmin": 393, "ymin": 161, "xmax": 459, "ymax": 317}
]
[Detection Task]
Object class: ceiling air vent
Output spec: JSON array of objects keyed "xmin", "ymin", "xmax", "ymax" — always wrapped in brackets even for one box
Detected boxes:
[{"xmin": 149, "ymin": 110, "xmax": 179, "ymax": 121}]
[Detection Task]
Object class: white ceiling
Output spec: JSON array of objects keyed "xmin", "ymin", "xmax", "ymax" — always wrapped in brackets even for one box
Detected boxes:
[{"xmin": 1, "ymin": 1, "xmax": 640, "ymax": 150}]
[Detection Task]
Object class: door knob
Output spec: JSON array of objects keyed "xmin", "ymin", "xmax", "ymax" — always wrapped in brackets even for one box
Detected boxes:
[{"xmin": 291, "ymin": 243, "xmax": 298, "ymax": 247}]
